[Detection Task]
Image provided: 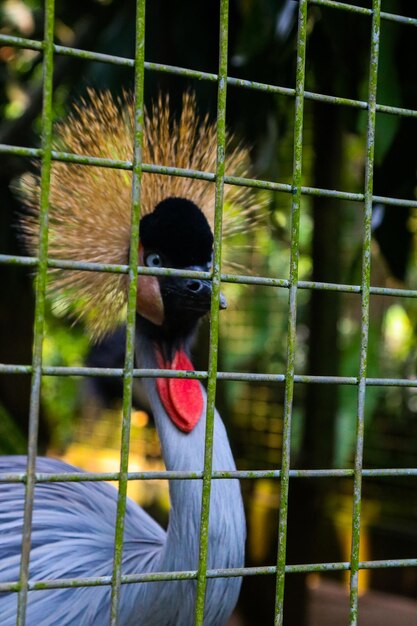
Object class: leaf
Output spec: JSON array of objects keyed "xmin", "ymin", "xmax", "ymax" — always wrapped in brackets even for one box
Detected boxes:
[{"xmin": 374, "ymin": 20, "xmax": 402, "ymax": 165}]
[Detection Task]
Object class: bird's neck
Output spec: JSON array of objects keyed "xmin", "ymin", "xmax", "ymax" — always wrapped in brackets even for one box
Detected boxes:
[
  {"xmin": 135, "ymin": 333, "xmax": 237, "ymax": 473},
  {"xmin": 135, "ymin": 332, "xmax": 245, "ymax": 573}
]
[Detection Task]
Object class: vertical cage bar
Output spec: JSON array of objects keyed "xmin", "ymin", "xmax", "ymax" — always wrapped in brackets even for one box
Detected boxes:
[
  {"xmin": 274, "ymin": 0, "xmax": 308, "ymax": 624},
  {"xmin": 109, "ymin": 0, "xmax": 146, "ymax": 623},
  {"xmin": 194, "ymin": 0, "xmax": 229, "ymax": 623},
  {"xmin": 349, "ymin": 1, "xmax": 381, "ymax": 624},
  {"xmin": 16, "ymin": 0, "xmax": 55, "ymax": 623}
]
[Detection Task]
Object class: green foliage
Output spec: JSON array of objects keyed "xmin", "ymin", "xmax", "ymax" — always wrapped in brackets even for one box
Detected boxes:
[
  {"xmin": 336, "ymin": 322, "xmax": 381, "ymax": 467},
  {"xmin": 374, "ymin": 27, "xmax": 401, "ymax": 165},
  {"xmin": 41, "ymin": 310, "xmax": 89, "ymax": 450},
  {"xmin": 0, "ymin": 404, "xmax": 27, "ymax": 454}
]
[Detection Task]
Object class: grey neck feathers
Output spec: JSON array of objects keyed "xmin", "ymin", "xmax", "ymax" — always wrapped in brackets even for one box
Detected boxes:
[{"xmin": 135, "ymin": 334, "xmax": 246, "ymax": 574}]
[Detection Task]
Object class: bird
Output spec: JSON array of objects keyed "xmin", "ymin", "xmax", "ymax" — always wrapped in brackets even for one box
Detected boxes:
[{"xmin": 0, "ymin": 90, "xmax": 261, "ymax": 625}]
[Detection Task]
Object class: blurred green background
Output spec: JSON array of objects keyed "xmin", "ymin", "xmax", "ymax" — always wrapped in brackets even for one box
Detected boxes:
[{"xmin": 1, "ymin": 0, "xmax": 417, "ymax": 624}]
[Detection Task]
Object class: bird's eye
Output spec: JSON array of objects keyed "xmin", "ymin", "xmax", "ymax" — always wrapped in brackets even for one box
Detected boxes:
[{"xmin": 145, "ymin": 252, "xmax": 163, "ymax": 267}]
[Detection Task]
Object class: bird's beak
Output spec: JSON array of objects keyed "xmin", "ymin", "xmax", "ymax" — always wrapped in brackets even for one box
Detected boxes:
[
  {"xmin": 161, "ymin": 277, "xmax": 212, "ymax": 314},
  {"xmin": 160, "ymin": 277, "xmax": 227, "ymax": 316}
]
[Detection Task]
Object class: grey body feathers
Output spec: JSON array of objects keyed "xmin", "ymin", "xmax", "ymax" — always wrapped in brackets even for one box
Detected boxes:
[{"xmin": 0, "ymin": 373, "xmax": 245, "ymax": 625}]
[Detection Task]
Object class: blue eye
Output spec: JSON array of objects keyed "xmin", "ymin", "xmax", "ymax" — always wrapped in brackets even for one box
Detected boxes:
[{"xmin": 145, "ymin": 252, "xmax": 162, "ymax": 267}]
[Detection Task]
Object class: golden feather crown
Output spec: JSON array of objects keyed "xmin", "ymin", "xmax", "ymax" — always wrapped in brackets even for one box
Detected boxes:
[{"xmin": 19, "ymin": 90, "xmax": 262, "ymax": 339}]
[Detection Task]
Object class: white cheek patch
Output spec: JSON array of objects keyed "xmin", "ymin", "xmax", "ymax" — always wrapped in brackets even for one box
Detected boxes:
[
  {"xmin": 136, "ymin": 275, "xmax": 164, "ymax": 325},
  {"xmin": 136, "ymin": 244, "xmax": 164, "ymax": 325}
]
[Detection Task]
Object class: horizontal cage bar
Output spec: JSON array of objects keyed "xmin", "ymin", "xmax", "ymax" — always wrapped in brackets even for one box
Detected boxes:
[
  {"xmin": 1, "ymin": 34, "xmax": 417, "ymax": 120},
  {"xmin": 2, "ymin": 143, "xmax": 417, "ymax": 209},
  {"xmin": 0, "ymin": 558, "xmax": 415, "ymax": 594},
  {"xmin": 2, "ymin": 364, "xmax": 417, "ymax": 390},
  {"xmin": 1, "ymin": 467, "xmax": 417, "ymax": 485},
  {"xmin": 3, "ymin": 253, "xmax": 417, "ymax": 298},
  {"xmin": 310, "ymin": 0, "xmax": 417, "ymax": 27}
]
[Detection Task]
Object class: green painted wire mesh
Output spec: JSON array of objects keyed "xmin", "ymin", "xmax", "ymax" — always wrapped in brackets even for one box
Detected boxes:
[{"xmin": 1, "ymin": 1, "xmax": 417, "ymax": 625}]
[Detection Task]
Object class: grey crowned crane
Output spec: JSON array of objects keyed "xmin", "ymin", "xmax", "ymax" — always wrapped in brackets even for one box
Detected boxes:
[{"xmin": 0, "ymin": 92, "xmax": 260, "ymax": 625}]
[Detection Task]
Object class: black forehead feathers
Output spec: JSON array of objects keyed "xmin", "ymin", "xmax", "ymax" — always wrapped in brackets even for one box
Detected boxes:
[{"xmin": 140, "ymin": 197, "xmax": 214, "ymax": 267}]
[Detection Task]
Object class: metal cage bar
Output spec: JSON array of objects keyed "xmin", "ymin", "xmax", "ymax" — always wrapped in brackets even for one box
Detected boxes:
[
  {"xmin": 6, "ymin": 362, "xmax": 417, "ymax": 389},
  {"xmin": 4, "ymin": 467, "xmax": 417, "ymax": 485},
  {"xmin": 1, "ymin": 557, "xmax": 417, "ymax": 594},
  {"xmin": 310, "ymin": 0, "xmax": 417, "ymax": 27},
  {"xmin": 108, "ymin": 0, "xmax": 146, "ymax": 623},
  {"xmin": 15, "ymin": 1, "xmax": 55, "ymax": 624},
  {"xmin": 194, "ymin": 0, "xmax": 229, "ymax": 621},
  {"xmin": 4, "ymin": 252, "xmax": 417, "ymax": 299},
  {"xmin": 0, "ymin": 0, "xmax": 416, "ymax": 624},
  {"xmin": 274, "ymin": 0, "xmax": 308, "ymax": 623},
  {"xmin": 349, "ymin": 2, "xmax": 381, "ymax": 624},
  {"xmin": 2, "ymin": 143, "xmax": 417, "ymax": 209}
]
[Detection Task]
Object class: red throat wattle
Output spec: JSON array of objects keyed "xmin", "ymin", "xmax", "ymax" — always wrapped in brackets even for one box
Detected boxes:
[{"xmin": 155, "ymin": 347, "xmax": 204, "ymax": 433}]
